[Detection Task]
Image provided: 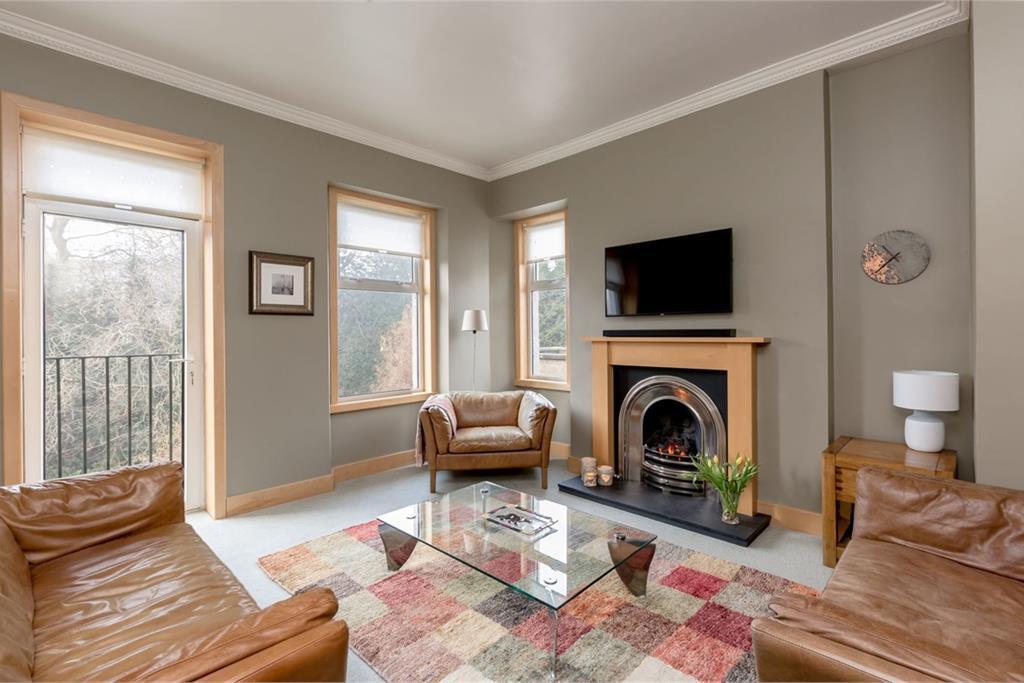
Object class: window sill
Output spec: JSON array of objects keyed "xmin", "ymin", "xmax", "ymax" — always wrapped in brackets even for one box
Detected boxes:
[
  {"xmin": 330, "ymin": 391, "xmax": 434, "ymax": 414},
  {"xmin": 515, "ymin": 379, "xmax": 571, "ymax": 393}
]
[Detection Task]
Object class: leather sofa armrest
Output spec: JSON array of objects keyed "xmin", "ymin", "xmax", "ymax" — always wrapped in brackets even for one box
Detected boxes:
[
  {"xmin": 0, "ymin": 462, "xmax": 184, "ymax": 565},
  {"xmin": 125, "ymin": 588, "xmax": 340, "ymax": 681},
  {"xmin": 854, "ymin": 467, "xmax": 1024, "ymax": 581},
  {"xmin": 421, "ymin": 396, "xmax": 457, "ymax": 454},
  {"xmin": 518, "ymin": 391, "xmax": 555, "ymax": 451},
  {"xmin": 752, "ymin": 617, "xmax": 938, "ymax": 682},
  {"xmin": 198, "ymin": 621, "xmax": 348, "ymax": 682},
  {"xmin": 759, "ymin": 593, "xmax": 1000, "ymax": 681}
]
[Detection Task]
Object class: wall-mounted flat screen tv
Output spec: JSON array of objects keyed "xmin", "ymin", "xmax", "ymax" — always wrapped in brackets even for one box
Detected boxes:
[{"xmin": 605, "ymin": 228, "xmax": 732, "ymax": 316}]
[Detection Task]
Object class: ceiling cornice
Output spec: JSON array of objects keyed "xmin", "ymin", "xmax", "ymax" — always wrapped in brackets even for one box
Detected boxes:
[
  {"xmin": 485, "ymin": 0, "xmax": 970, "ymax": 180},
  {"xmin": 0, "ymin": 8, "xmax": 491, "ymax": 180},
  {"xmin": 0, "ymin": 2, "xmax": 968, "ymax": 183}
]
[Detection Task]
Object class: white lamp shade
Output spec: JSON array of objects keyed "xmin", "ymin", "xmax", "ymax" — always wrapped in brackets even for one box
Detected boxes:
[
  {"xmin": 893, "ymin": 371, "xmax": 959, "ymax": 412},
  {"xmin": 461, "ymin": 309, "xmax": 489, "ymax": 332}
]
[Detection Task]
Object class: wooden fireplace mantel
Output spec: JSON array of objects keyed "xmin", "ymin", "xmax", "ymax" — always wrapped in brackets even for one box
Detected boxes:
[{"xmin": 587, "ymin": 336, "xmax": 770, "ymax": 516}]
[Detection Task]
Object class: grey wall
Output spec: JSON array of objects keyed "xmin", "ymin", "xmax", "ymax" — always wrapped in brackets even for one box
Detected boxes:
[
  {"xmin": 972, "ymin": 3, "xmax": 1024, "ymax": 490},
  {"xmin": 829, "ymin": 35, "xmax": 973, "ymax": 478},
  {"xmin": 1, "ymin": 30, "xmax": 982, "ymax": 507},
  {"xmin": 0, "ymin": 34, "xmax": 493, "ymax": 494},
  {"xmin": 488, "ymin": 73, "xmax": 833, "ymax": 511}
]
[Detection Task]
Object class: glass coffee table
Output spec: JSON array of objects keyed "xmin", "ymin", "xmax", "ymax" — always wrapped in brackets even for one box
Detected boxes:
[{"xmin": 377, "ymin": 481, "xmax": 657, "ymax": 676}]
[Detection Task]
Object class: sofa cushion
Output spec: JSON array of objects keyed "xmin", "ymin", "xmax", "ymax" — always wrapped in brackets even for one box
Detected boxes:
[
  {"xmin": 817, "ymin": 537, "xmax": 1024, "ymax": 679},
  {"xmin": 449, "ymin": 426, "xmax": 533, "ymax": 453},
  {"xmin": 0, "ymin": 463, "xmax": 184, "ymax": 566},
  {"xmin": 855, "ymin": 467, "xmax": 1024, "ymax": 581},
  {"xmin": 0, "ymin": 522, "xmax": 32, "ymax": 682},
  {"xmin": 449, "ymin": 391, "xmax": 523, "ymax": 428},
  {"xmin": 30, "ymin": 522, "xmax": 257, "ymax": 681}
]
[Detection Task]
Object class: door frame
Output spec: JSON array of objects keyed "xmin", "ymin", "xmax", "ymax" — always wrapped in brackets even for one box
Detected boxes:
[
  {"xmin": 22, "ymin": 199, "xmax": 206, "ymax": 508},
  {"xmin": 1, "ymin": 92, "xmax": 228, "ymax": 518}
]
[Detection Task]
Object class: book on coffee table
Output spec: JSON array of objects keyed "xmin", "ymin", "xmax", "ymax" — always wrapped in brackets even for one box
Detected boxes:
[{"xmin": 483, "ymin": 504, "xmax": 556, "ymax": 535}]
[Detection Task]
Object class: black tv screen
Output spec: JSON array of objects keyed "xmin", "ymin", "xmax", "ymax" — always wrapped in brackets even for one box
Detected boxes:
[{"xmin": 605, "ymin": 228, "xmax": 732, "ymax": 316}]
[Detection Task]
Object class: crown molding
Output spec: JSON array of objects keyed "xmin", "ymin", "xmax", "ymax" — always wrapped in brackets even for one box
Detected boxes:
[
  {"xmin": 484, "ymin": 0, "xmax": 969, "ymax": 180},
  {"xmin": 0, "ymin": 2, "xmax": 968, "ymax": 183},
  {"xmin": 0, "ymin": 9, "xmax": 491, "ymax": 180}
]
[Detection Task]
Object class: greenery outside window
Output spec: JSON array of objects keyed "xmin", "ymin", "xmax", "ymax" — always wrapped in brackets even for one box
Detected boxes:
[
  {"xmin": 516, "ymin": 211, "xmax": 569, "ymax": 390},
  {"xmin": 329, "ymin": 188, "xmax": 435, "ymax": 412}
]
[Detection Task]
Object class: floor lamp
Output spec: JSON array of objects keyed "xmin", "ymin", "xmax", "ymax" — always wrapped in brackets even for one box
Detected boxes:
[{"xmin": 461, "ymin": 309, "xmax": 489, "ymax": 390}]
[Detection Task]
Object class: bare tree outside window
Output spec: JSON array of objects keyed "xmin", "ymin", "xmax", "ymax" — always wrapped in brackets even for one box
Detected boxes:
[{"xmin": 42, "ymin": 213, "xmax": 185, "ymax": 478}]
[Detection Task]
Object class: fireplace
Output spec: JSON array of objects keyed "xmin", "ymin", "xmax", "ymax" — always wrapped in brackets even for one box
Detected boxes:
[
  {"xmin": 557, "ymin": 335, "xmax": 772, "ymax": 546},
  {"xmin": 617, "ymin": 372, "xmax": 727, "ymax": 495}
]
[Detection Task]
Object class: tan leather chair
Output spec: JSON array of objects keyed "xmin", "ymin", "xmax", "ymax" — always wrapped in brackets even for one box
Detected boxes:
[
  {"xmin": 0, "ymin": 463, "xmax": 348, "ymax": 682},
  {"xmin": 752, "ymin": 468, "xmax": 1024, "ymax": 681},
  {"xmin": 419, "ymin": 390, "xmax": 557, "ymax": 493}
]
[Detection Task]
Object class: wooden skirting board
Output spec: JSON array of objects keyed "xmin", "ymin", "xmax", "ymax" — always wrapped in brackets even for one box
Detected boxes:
[
  {"xmin": 225, "ymin": 473, "xmax": 334, "ymax": 517},
  {"xmin": 550, "ymin": 441, "xmax": 570, "ymax": 460},
  {"xmin": 757, "ymin": 500, "xmax": 821, "ymax": 536},
  {"xmin": 333, "ymin": 449, "xmax": 417, "ymax": 483}
]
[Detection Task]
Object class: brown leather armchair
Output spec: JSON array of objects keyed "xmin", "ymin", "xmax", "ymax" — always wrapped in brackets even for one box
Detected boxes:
[
  {"xmin": 752, "ymin": 467, "xmax": 1024, "ymax": 681},
  {"xmin": 418, "ymin": 390, "xmax": 557, "ymax": 493},
  {"xmin": 0, "ymin": 463, "xmax": 348, "ymax": 682}
]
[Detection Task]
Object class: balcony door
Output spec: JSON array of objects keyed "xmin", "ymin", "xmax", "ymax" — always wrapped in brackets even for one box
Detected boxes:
[{"xmin": 22, "ymin": 199, "xmax": 204, "ymax": 509}]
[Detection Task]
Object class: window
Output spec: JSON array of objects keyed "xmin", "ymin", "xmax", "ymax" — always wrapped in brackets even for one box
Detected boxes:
[
  {"xmin": 516, "ymin": 211, "xmax": 569, "ymax": 389},
  {"xmin": 329, "ymin": 188, "xmax": 435, "ymax": 411}
]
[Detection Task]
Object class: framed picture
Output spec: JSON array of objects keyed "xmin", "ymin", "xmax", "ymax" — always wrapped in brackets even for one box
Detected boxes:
[{"xmin": 249, "ymin": 251, "xmax": 314, "ymax": 315}]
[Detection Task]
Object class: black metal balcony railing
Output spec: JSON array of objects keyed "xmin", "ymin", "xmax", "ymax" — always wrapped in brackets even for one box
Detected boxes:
[{"xmin": 43, "ymin": 353, "xmax": 185, "ymax": 480}]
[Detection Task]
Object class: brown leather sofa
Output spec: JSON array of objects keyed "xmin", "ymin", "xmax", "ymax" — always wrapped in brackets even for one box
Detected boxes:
[
  {"xmin": 753, "ymin": 467, "xmax": 1024, "ymax": 681},
  {"xmin": 419, "ymin": 390, "xmax": 557, "ymax": 493},
  {"xmin": 0, "ymin": 463, "xmax": 348, "ymax": 682}
]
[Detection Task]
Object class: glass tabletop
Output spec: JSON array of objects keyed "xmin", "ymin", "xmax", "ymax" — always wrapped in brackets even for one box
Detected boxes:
[{"xmin": 376, "ymin": 481, "xmax": 656, "ymax": 609}]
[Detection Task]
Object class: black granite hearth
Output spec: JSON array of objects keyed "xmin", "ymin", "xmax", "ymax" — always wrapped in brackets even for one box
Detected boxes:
[{"xmin": 558, "ymin": 476, "xmax": 771, "ymax": 546}]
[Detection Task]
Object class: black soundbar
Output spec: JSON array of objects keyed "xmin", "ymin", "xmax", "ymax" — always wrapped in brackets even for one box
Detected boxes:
[{"xmin": 602, "ymin": 328, "xmax": 737, "ymax": 338}]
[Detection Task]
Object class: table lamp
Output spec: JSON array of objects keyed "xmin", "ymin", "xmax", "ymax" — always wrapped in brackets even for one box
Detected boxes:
[
  {"xmin": 461, "ymin": 309, "xmax": 488, "ymax": 390},
  {"xmin": 892, "ymin": 370, "xmax": 959, "ymax": 452}
]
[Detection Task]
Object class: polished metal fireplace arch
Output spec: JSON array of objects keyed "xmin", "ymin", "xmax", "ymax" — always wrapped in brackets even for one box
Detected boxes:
[{"xmin": 617, "ymin": 375, "xmax": 727, "ymax": 483}]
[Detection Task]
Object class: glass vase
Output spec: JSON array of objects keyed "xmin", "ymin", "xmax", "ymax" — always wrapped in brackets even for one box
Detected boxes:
[{"xmin": 718, "ymin": 490, "xmax": 740, "ymax": 525}]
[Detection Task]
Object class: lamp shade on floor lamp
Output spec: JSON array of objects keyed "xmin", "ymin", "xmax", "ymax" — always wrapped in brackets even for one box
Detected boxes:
[
  {"xmin": 462, "ymin": 309, "xmax": 488, "ymax": 390},
  {"xmin": 893, "ymin": 370, "xmax": 959, "ymax": 452}
]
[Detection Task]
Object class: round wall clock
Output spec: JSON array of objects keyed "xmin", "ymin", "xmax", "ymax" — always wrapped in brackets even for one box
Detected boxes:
[{"xmin": 861, "ymin": 230, "xmax": 930, "ymax": 285}]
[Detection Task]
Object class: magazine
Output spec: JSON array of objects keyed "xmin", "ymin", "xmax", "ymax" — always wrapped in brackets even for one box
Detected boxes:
[{"xmin": 484, "ymin": 505, "xmax": 557, "ymax": 536}]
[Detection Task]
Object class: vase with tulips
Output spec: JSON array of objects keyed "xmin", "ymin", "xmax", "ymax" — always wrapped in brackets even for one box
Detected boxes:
[{"xmin": 691, "ymin": 453, "xmax": 759, "ymax": 525}]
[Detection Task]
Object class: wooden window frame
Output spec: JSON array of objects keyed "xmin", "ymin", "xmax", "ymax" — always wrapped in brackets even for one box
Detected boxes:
[
  {"xmin": 0, "ymin": 92, "xmax": 228, "ymax": 518},
  {"xmin": 515, "ymin": 210, "xmax": 570, "ymax": 392},
  {"xmin": 328, "ymin": 187, "xmax": 436, "ymax": 413}
]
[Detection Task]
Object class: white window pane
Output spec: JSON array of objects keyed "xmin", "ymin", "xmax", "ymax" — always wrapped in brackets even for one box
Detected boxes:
[
  {"xmin": 532, "ymin": 257, "xmax": 566, "ymax": 282},
  {"xmin": 338, "ymin": 203, "xmax": 423, "ymax": 256},
  {"xmin": 22, "ymin": 127, "xmax": 203, "ymax": 215},
  {"xmin": 524, "ymin": 220, "xmax": 564, "ymax": 262},
  {"xmin": 338, "ymin": 290, "xmax": 419, "ymax": 397},
  {"xmin": 43, "ymin": 214, "xmax": 184, "ymax": 357},
  {"xmin": 339, "ymin": 249, "xmax": 414, "ymax": 284},
  {"xmin": 530, "ymin": 288, "xmax": 567, "ymax": 381}
]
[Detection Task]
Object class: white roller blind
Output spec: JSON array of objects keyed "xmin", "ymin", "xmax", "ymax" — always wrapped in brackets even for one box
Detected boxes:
[
  {"xmin": 524, "ymin": 220, "xmax": 565, "ymax": 262},
  {"xmin": 22, "ymin": 127, "xmax": 204, "ymax": 216},
  {"xmin": 338, "ymin": 203, "xmax": 423, "ymax": 256}
]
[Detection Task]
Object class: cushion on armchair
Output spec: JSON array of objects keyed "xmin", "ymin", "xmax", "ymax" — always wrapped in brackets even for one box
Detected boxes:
[
  {"xmin": 448, "ymin": 391, "xmax": 523, "ymax": 427},
  {"xmin": 449, "ymin": 426, "xmax": 533, "ymax": 453}
]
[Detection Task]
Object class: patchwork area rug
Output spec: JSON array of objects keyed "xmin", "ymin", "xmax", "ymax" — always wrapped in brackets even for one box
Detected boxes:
[{"xmin": 258, "ymin": 520, "xmax": 815, "ymax": 682}]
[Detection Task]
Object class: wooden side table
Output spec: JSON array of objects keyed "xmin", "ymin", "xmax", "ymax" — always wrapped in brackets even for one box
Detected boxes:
[{"xmin": 821, "ymin": 436, "xmax": 956, "ymax": 567}]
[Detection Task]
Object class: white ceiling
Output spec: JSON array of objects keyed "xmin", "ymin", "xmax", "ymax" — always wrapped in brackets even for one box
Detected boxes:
[{"xmin": 0, "ymin": 1, "xmax": 966, "ymax": 180}]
